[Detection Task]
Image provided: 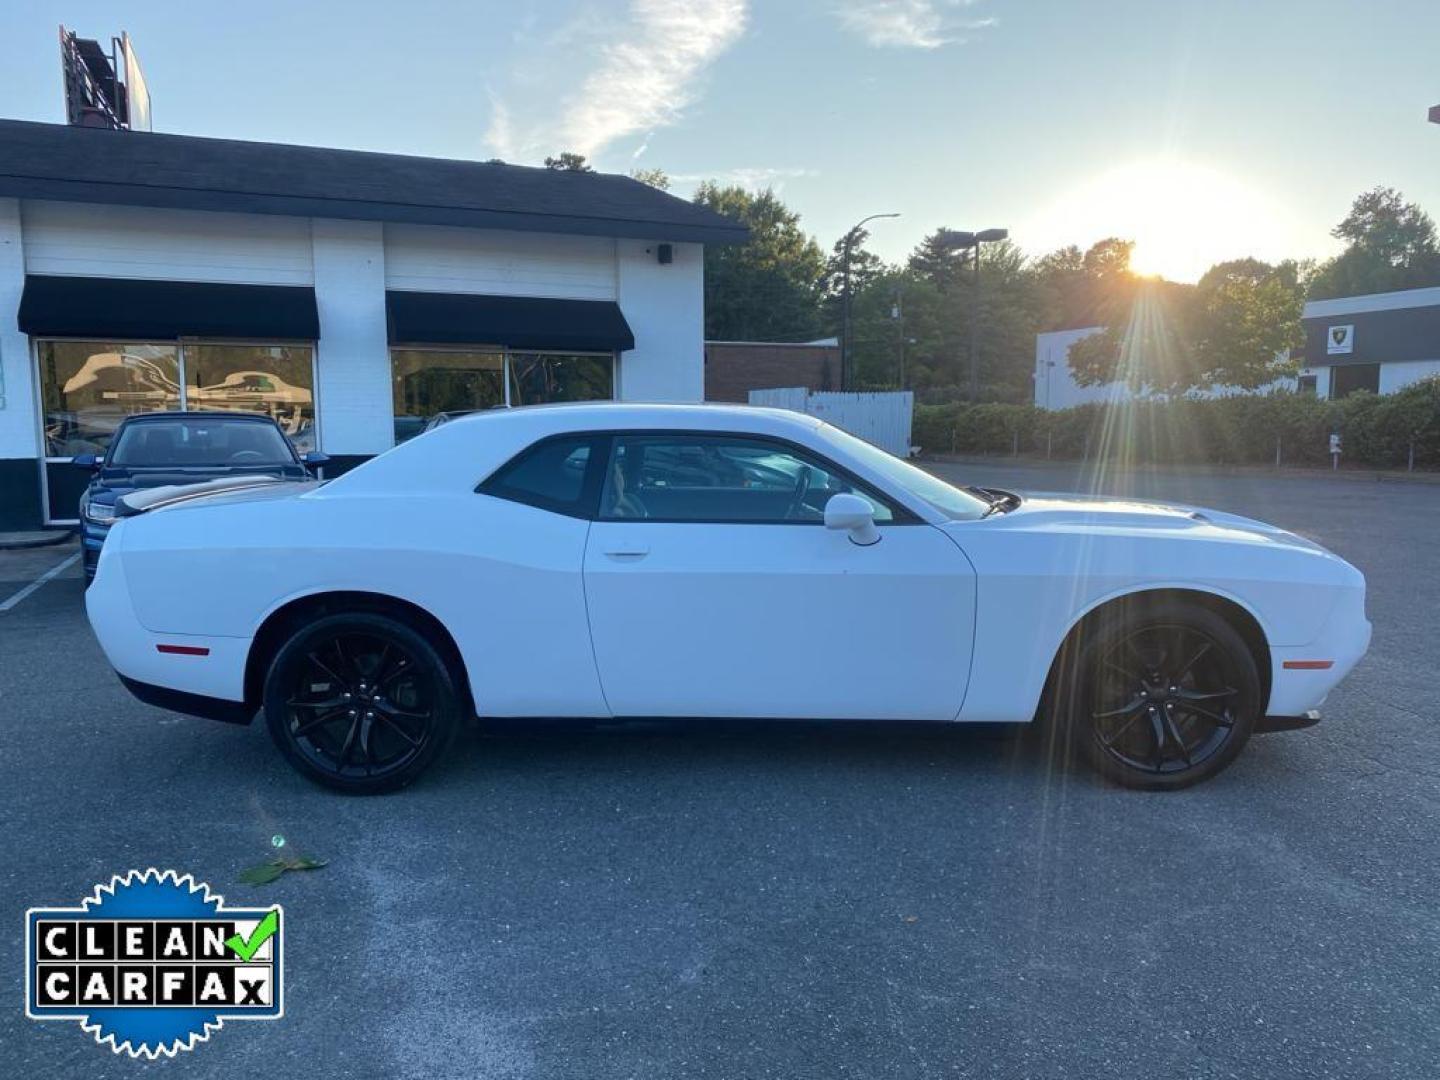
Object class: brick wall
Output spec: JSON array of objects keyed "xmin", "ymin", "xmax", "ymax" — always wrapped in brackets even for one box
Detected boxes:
[{"xmin": 704, "ymin": 342, "xmax": 839, "ymax": 402}]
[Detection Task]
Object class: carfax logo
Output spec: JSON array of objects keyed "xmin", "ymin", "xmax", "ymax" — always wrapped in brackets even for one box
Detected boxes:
[{"xmin": 25, "ymin": 868, "xmax": 283, "ymax": 1058}]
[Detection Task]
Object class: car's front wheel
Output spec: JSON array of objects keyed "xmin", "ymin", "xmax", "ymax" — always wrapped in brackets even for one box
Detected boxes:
[
  {"xmin": 1053, "ymin": 601, "xmax": 1262, "ymax": 790},
  {"xmin": 262, "ymin": 612, "xmax": 461, "ymax": 794}
]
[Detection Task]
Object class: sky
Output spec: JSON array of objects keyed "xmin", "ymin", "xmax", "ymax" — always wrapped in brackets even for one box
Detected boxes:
[{"xmin": 1, "ymin": 0, "xmax": 1438, "ymax": 282}]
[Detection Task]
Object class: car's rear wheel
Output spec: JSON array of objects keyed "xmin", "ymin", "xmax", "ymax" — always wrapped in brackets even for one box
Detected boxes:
[
  {"xmin": 1054, "ymin": 601, "xmax": 1261, "ymax": 790},
  {"xmin": 262, "ymin": 612, "xmax": 460, "ymax": 794}
]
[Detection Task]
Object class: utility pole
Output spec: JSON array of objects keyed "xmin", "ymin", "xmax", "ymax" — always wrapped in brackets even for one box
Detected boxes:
[
  {"xmin": 968, "ymin": 243, "xmax": 981, "ymax": 403},
  {"xmin": 967, "ymin": 228, "xmax": 1008, "ymax": 403},
  {"xmin": 838, "ymin": 213, "xmax": 899, "ymax": 390},
  {"xmin": 892, "ymin": 287, "xmax": 906, "ymax": 389},
  {"xmin": 840, "ymin": 232, "xmax": 854, "ymax": 390}
]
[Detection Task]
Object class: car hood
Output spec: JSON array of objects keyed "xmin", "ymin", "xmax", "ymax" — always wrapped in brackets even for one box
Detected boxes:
[
  {"xmin": 964, "ymin": 490, "xmax": 1331, "ymax": 554},
  {"xmin": 117, "ymin": 476, "xmax": 322, "ymax": 517}
]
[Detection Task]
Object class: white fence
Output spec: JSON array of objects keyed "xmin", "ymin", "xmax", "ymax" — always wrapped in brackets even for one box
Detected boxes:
[{"xmin": 748, "ymin": 388, "xmax": 914, "ymax": 457}]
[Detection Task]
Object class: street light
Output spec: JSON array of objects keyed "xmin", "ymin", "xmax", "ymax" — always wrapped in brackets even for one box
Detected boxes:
[
  {"xmin": 840, "ymin": 212, "xmax": 900, "ymax": 390},
  {"xmin": 938, "ymin": 226, "xmax": 1008, "ymax": 402}
]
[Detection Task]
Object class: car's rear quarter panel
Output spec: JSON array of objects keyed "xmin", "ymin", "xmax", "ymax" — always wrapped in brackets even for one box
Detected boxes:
[{"xmin": 115, "ymin": 489, "xmax": 610, "ymax": 716}]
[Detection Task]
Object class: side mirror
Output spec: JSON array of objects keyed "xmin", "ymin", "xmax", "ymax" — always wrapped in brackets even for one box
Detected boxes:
[
  {"xmin": 72, "ymin": 453, "xmax": 103, "ymax": 471},
  {"xmin": 301, "ymin": 451, "xmax": 330, "ymax": 468},
  {"xmin": 824, "ymin": 492, "xmax": 880, "ymax": 546}
]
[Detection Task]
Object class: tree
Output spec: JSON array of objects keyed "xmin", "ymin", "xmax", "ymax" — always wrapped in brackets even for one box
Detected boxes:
[
  {"xmin": 1069, "ymin": 258, "xmax": 1303, "ymax": 393},
  {"xmin": 1081, "ymin": 237, "xmax": 1135, "ymax": 281},
  {"xmin": 907, "ymin": 229, "xmax": 969, "ymax": 291},
  {"xmin": 1029, "ymin": 244, "xmax": 1088, "ymax": 330},
  {"xmin": 894, "ymin": 233, "xmax": 1045, "ymax": 401},
  {"xmin": 843, "ymin": 270, "xmax": 946, "ymax": 390},
  {"xmin": 1031, "ymin": 237, "xmax": 1139, "ymax": 329},
  {"xmin": 630, "ymin": 167, "xmax": 670, "ymax": 190},
  {"xmin": 818, "ymin": 227, "xmax": 888, "ymax": 354},
  {"xmin": 693, "ymin": 183, "xmax": 826, "ymax": 341},
  {"xmin": 1190, "ymin": 259, "xmax": 1305, "ymax": 388},
  {"xmin": 823, "ymin": 228, "xmax": 886, "ymax": 304},
  {"xmin": 544, "ymin": 152, "xmax": 593, "ymax": 172},
  {"xmin": 1308, "ymin": 187, "xmax": 1440, "ymax": 299},
  {"xmin": 1067, "ymin": 278, "xmax": 1196, "ymax": 392}
]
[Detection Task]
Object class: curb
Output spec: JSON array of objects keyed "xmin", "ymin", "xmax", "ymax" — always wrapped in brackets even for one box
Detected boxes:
[{"xmin": 0, "ymin": 529, "xmax": 77, "ymax": 551}]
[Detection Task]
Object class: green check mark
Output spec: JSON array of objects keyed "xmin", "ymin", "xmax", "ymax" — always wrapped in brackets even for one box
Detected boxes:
[{"xmin": 225, "ymin": 909, "xmax": 279, "ymax": 961}]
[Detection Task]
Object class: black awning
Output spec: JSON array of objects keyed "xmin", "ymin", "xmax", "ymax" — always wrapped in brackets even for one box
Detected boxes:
[
  {"xmin": 17, "ymin": 275, "xmax": 320, "ymax": 340},
  {"xmin": 386, "ymin": 291, "xmax": 634, "ymax": 352}
]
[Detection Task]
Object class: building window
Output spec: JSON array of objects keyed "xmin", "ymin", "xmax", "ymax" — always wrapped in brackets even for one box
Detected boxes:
[
  {"xmin": 38, "ymin": 341, "xmax": 180, "ymax": 456},
  {"xmin": 36, "ymin": 340, "xmax": 316, "ymax": 458},
  {"xmin": 390, "ymin": 349, "xmax": 614, "ymax": 441},
  {"xmin": 1297, "ymin": 374, "xmax": 1318, "ymax": 395},
  {"xmin": 183, "ymin": 344, "xmax": 316, "ymax": 451},
  {"xmin": 392, "ymin": 348, "xmax": 506, "ymax": 443},
  {"xmin": 508, "ymin": 353, "xmax": 614, "ymax": 406},
  {"xmin": 1330, "ymin": 363, "xmax": 1380, "ymax": 399}
]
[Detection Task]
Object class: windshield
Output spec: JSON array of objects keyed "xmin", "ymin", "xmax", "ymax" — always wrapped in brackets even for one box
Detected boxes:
[
  {"xmin": 817, "ymin": 424, "xmax": 990, "ymax": 520},
  {"xmin": 108, "ymin": 416, "xmax": 298, "ymax": 469}
]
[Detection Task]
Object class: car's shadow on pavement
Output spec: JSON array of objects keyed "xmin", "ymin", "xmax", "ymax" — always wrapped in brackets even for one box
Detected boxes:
[
  {"xmin": 429, "ymin": 717, "xmax": 1096, "ymax": 794},
  {"xmin": 168, "ymin": 709, "xmax": 1322, "ymax": 801}
]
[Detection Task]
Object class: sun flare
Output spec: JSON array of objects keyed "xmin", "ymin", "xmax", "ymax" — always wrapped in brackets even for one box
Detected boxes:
[{"xmin": 1024, "ymin": 159, "xmax": 1309, "ymax": 284}]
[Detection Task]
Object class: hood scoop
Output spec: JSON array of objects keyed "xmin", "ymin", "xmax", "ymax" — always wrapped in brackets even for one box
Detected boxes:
[{"xmin": 116, "ymin": 475, "xmax": 290, "ymax": 517}]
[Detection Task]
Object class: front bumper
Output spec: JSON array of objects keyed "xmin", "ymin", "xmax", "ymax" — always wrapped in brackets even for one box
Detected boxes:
[
  {"xmin": 80, "ymin": 519, "xmax": 109, "ymax": 581},
  {"xmin": 1254, "ymin": 709, "xmax": 1321, "ymax": 734},
  {"xmin": 1266, "ymin": 586, "xmax": 1371, "ymax": 716}
]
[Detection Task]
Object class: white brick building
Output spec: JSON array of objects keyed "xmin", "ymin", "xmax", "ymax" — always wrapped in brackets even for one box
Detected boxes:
[{"xmin": 0, "ymin": 120, "xmax": 745, "ymax": 528}]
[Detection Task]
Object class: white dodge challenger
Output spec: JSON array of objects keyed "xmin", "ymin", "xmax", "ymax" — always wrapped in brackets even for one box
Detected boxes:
[{"xmin": 86, "ymin": 403, "xmax": 1371, "ymax": 793}]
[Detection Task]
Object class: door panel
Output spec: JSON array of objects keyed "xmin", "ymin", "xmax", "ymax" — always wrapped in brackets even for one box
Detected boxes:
[{"xmin": 583, "ymin": 522, "xmax": 975, "ymax": 720}]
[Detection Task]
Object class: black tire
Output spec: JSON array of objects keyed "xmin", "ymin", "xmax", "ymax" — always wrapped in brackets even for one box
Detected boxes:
[
  {"xmin": 1050, "ymin": 600, "xmax": 1261, "ymax": 791},
  {"xmin": 263, "ymin": 612, "xmax": 461, "ymax": 794}
]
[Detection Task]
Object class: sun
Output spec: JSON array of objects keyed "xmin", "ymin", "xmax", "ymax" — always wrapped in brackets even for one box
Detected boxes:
[{"xmin": 1024, "ymin": 159, "xmax": 1303, "ymax": 284}]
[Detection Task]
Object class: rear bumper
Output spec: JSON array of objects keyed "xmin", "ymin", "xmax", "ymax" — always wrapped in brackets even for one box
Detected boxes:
[
  {"xmin": 118, "ymin": 674, "xmax": 255, "ymax": 725},
  {"xmin": 85, "ymin": 528, "xmax": 251, "ymax": 706}
]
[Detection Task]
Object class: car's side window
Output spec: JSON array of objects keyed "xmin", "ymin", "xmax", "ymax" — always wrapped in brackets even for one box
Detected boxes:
[
  {"xmin": 478, "ymin": 435, "xmax": 602, "ymax": 517},
  {"xmin": 599, "ymin": 434, "xmax": 896, "ymax": 524}
]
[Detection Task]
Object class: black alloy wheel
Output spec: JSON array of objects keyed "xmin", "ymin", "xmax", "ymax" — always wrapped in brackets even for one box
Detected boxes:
[
  {"xmin": 263, "ymin": 612, "xmax": 460, "ymax": 794},
  {"xmin": 1060, "ymin": 602, "xmax": 1261, "ymax": 790}
]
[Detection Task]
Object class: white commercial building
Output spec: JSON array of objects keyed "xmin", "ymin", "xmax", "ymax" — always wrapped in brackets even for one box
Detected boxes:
[
  {"xmin": 1034, "ymin": 286, "xmax": 1440, "ymax": 410},
  {"xmin": 0, "ymin": 120, "xmax": 745, "ymax": 528}
]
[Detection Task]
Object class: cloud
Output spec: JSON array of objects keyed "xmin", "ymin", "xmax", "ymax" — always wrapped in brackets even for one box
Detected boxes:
[
  {"xmin": 834, "ymin": 0, "xmax": 995, "ymax": 49},
  {"xmin": 485, "ymin": 92, "xmax": 514, "ymax": 161},
  {"xmin": 486, "ymin": 0, "xmax": 747, "ymax": 163},
  {"xmin": 669, "ymin": 167, "xmax": 817, "ymax": 194}
]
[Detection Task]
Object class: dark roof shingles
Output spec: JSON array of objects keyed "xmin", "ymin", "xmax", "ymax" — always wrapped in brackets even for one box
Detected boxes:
[{"xmin": 0, "ymin": 119, "xmax": 747, "ymax": 244}]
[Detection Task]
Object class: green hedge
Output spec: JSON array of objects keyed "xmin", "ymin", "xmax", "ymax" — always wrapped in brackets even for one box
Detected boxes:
[{"xmin": 913, "ymin": 377, "xmax": 1440, "ymax": 470}]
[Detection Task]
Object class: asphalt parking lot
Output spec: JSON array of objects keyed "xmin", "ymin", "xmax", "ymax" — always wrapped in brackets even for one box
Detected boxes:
[{"xmin": 3, "ymin": 461, "xmax": 1437, "ymax": 1079}]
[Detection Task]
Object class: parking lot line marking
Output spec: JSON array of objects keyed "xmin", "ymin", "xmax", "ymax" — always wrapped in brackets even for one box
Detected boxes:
[{"xmin": 0, "ymin": 552, "xmax": 82, "ymax": 613}]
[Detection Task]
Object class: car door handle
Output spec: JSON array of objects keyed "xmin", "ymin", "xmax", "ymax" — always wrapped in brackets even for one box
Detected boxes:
[{"xmin": 602, "ymin": 543, "xmax": 650, "ymax": 558}]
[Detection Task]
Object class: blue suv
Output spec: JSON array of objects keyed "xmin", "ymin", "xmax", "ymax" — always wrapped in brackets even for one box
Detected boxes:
[{"xmin": 74, "ymin": 412, "xmax": 327, "ymax": 583}]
